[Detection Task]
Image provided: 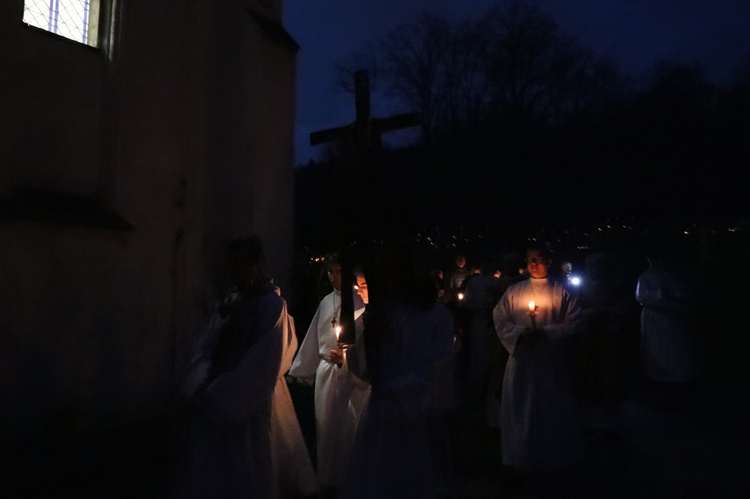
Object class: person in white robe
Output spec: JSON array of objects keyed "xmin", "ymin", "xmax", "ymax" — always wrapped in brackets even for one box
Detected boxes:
[
  {"xmin": 341, "ymin": 243, "xmax": 457, "ymax": 499},
  {"xmin": 492, "ymin": 244, "xmax": 584, "ymax": 474},
  {"xmin": 174, "ymin": 236, "xmax": 316, "ymax": 499},
  {"xmin": 288, "ymin": 255, "xmax": 365, "ymax": 490},
  {"xmin": 635, "ymin": 253, "xmax": 696, "ymax": 383}
]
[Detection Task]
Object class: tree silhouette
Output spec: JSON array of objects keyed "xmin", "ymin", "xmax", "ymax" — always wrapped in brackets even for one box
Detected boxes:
[
  {"xmin": 295, "ymin": 1, "xmax": 750, "ymax": 258},
  {"xmin": 379, "ymin": 12, "xmax": 453, "ymax": 146}
]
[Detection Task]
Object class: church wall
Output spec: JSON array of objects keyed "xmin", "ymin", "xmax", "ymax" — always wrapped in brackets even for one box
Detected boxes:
[
  {"xmin": 0, "ymin": 0, "xmax": 297, "ymax": 441},
  {"xmin": 246, "ymin": 13, "xmax": 297, "ymax": 296},
  {"xmin": 207, "ymin": 1, "xmax": 297, "ymax": 296}
]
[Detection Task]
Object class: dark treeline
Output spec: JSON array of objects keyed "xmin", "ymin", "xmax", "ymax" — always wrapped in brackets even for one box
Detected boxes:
[{"xmin": 295, "ymin": 0, "xmax": 750, "ymax": 259}]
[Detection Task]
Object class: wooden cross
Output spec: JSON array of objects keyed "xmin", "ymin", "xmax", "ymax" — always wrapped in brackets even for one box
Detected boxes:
[
  {"xmin": 309, "ymin": 70, "xmax": 421, "ymax": 345},
  {"xmin": 310, "ymin": 70, "xmax": 421, "ymax": 150}
]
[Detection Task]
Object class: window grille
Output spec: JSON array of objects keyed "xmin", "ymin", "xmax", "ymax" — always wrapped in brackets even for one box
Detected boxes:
[{"xmin": 23, "ymin": 1, "xmax": 101, "ymax": 48}]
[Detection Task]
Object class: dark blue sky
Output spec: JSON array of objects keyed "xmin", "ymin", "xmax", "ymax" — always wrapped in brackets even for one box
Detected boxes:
[{"xmin": 283, "ymin": 0, "xmax": 750, "ymax": 165}]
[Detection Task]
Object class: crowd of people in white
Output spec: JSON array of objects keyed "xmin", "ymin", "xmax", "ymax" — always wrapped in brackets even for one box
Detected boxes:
[{"xmin": 172, "ymin": 235, "xmax": 698, "ymax": 498}]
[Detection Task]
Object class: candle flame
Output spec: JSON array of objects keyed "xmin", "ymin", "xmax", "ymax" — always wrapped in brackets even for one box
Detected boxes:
[
  {"xmin": 335, "ymin": 324, "xmax": 342, "ymax": 340},
  {"xmin": 528, "ymin": 300, "xmax": 536, "ymax": 312},
  {"xmin": 458, "ymin": 292, "xmax": 464, "ymax": 300}
]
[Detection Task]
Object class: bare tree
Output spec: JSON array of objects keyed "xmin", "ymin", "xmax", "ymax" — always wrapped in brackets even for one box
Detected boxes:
[
  {"xmin": 479, "ymin": 0, "xmax": 566, "ymax": 128},
  {"xmin": 378, "ymin": 12, "xmax": 453, "ymax": 145},
  {"xmin": 328, "ymin": 0, "xmax": 627, "ymax": 150},
  {"xmin": 436, "ymin": 18, "xmax": 493, "ymax": 137}
]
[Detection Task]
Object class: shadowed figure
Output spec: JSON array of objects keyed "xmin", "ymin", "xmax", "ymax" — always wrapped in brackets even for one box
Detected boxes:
[
  {"xmin": 173, "ymin": 235, "xmax": 316, "ymax": 499},
  {"xmin": 341, "ymin": 242, "xmax": 457, "ymax": 499},
  {"xmin": 636, "ymin": 248, "xmax": 698, "ymax": 387},
  {"xmin": 573, "ymin": 251, "xmax": 641, "ymax": 431}
]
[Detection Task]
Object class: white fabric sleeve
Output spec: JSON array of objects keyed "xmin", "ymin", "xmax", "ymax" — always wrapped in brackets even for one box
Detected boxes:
[
  {"xmin": 543, "ymin": 291, "xmax": 583, "ymax": 341},
  {"xmin": 493, "ymin": 295, "xmax": 524, "ymax": 356},
  {"xmin": 288, "ymin": 305, "xmax": 321, "ymax": 382}
]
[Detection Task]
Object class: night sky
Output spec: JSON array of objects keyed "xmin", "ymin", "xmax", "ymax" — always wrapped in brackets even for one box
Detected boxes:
[{"xmin": 284, "ymin": 0, "xmax": 750, "ymax": 165}]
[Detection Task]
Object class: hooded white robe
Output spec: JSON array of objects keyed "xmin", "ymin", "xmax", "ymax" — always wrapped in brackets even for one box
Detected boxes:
[{"xmin": 177, "ymin": 290, "xmax": 315, "ymax": 499}]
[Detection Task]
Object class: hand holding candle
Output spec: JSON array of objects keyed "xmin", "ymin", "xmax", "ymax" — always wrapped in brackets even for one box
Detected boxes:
[
  {"xmin": 334, "ymin": 324, "xmax": 348, "ymax": 349},
  {"xmin": 528, "ymin": 300, "xmax": 538, "ymax": 330},
  {"xmin": 331, "ymin": 324, "xmax": 347, "ymax": 366}
]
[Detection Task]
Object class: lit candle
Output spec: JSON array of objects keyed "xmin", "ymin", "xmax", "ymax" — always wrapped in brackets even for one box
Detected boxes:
[
  {"xmin": 334, "ymin": 324, "xmax": 348, "ymax": 351},
  {"xmin": 458, "ymin": 292, "xmax": 464, "ymax": 301},
  {"xmin": 528, "ymin": 300, "xmax": 537, "ymax": 330}
]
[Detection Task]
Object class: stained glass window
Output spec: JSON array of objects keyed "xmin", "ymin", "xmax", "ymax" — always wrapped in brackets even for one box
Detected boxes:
[{"xmin": 23, "ymin": 1, "xmax": 101, "ymax": 47}]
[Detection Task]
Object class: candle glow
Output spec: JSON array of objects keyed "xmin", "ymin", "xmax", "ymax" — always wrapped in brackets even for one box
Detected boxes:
[
  {"xmin": 528, "ymin": 301, "xmax": 536, "ymax": 313},
  {"xmin": 335, "ymin": 324, "xmax": 342, "ymax": 341}
]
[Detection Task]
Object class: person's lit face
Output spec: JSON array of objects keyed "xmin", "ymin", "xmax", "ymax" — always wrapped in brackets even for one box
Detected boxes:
[
  {"xmin": 561, "ymin": 262, "xmax": 572, "ymax": 275},
  {"xmin": 328, "ymin": 264, "xmax": 342, "ymax": 291},
  {"xmin": 355, "ymin": 275, "xmax": 368, "ymax": 304},
  {"xmin": 456, "ymin": 257, "xmax": 466, "ymax": 269},
  {"xmin": 526, "ymin": 250, "xmax": 550, "ymax": 279}
]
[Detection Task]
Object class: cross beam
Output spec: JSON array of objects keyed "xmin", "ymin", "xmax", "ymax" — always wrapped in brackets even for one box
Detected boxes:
[
  {"xmin": 309, "ymin": 112, "xmax": 421, "ymax": 147},
  {"xmin": 309, "ymin": 71, "xmax": 421, "ymax": 148}
]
